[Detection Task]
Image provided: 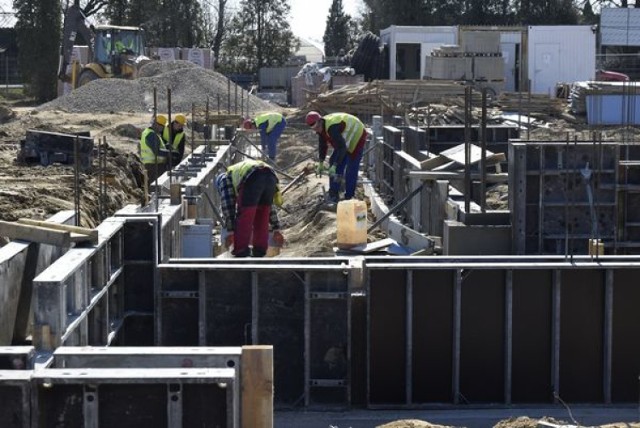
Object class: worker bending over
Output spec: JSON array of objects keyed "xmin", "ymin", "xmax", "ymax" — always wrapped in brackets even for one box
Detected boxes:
[
  {"xmin": 306, "ymin": 111, "xmax": 367, "ymax": 203},
  {"xmin": 243, "ymin": 112, "xmax": 287, "ymax": 160},
  {"xmin": 140, "ymin": 114, "xmax": 170, "ymax": 186},
  {"xmin": 216, "ymin": 159, "xmax": 284, "ymax": 257},
  {"xmin": 163, "ymin": 114, "xmax": 188, "ymax": 166}
]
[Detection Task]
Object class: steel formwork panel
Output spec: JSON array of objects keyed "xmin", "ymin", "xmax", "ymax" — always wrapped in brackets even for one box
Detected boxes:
[
  {"xmin": 423, "ymin": 124, "xmax": 519, "ymax": 156},
  {"xmin": 0, "ymin": 370, "xmax": 31, "ymax": 428},
  {"xmin": 33, "ymin": 220, "xmax": 125, "ymax": 350},
  {"xmin": 365, "ymin": 255, "xmax": 640, "ymax": 407},
  {"xmin": 0, "ymin": 347, "xmax": 35, "ymax": 370},
  {"xmin": 159, "ymin": 261, "xmax": 352, "ymax": 408},
  {"xmin": 31, "ymin": 368, "xmax": 234, "ymax": 428},
  {"xmin": 509, "ymin": 141, "xmax": 620, "ymax": 255},
  {"xmin": 52, "ymin": 346, "xmax": 242, "ymax": 427}
]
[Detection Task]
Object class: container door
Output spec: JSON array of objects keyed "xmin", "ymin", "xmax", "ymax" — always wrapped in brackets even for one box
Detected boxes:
[
  {"xmin": 501, "ymin": 42, "xmax": 517, "ymax": 92},
  {"xmin": 533, "ymin": 43, "xmax": 560, "ymax": 95}
]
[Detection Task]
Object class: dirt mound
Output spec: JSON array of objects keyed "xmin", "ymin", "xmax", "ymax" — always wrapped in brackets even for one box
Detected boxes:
[
  {"xmin": 493, "ymin": 416, "xmax": 567, "ymax": 428},
  {"xmin": 377, "ymin": 420, "xmax": 456, "ymax": 428}
]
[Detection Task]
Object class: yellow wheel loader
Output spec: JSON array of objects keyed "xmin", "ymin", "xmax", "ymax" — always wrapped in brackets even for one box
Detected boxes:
[{"xmin": 58, "ymin": 3, "xmax": 150, "ymax": 89}]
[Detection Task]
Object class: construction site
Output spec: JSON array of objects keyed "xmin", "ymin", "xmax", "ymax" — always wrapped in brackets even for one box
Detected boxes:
[{"xmin": 3, "ymin": 21, "xmax": 640, "ymax": 428}]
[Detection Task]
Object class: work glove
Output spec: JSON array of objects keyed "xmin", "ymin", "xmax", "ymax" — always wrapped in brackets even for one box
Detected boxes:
[
  {"xmin": 315, "ymin": 162, "xmax": 326, "ymax": 176},
  {"xmin": 328, "ymin": 164, "xmax": 337, "ymax": 177},
  {"xmin": 273, "ymin": 188, "xmax": 284, "ymax": 207},
  {"xmin": 272, "ymin": 230, "xmax": 285, "ymax": 247}
]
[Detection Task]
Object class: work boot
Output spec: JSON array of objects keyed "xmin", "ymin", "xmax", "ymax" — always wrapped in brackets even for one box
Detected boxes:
[
  {"xmin": 233, "ymin": 248, "xmax": 251, "ymax": 257},
  {"xmin": 252, "ymin": 247, "xmax": 266, "ymax": 258},
  {"xmin": 327, "ymin": 190, "xmax": 339, "ymax": 204}
]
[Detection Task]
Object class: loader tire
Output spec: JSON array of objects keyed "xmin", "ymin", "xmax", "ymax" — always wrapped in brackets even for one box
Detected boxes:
[{"xmin": 78, "ymin": 70, "xmax": 100, "ymax": 87}]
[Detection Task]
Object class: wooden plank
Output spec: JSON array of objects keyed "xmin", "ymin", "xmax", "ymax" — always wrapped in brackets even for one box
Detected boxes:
[
  {"xmin": 409, "ymin": 171, "xmax": 509, "ymax": 182},
  {"xmin": 17, "ymin": 218, "xmax": 98, "ymax": 244},
  {"xmin": 439, "ymin": 143, "xmax": 495, "ymax": 165},
  {"xmin": 420, "ymin": 155, "xmax": 450, "ymax": 170},
  {"xmin": 342, "ymin": 237, "xmax": 397, "ymax": 254},
  {"xmin": 0, "ymin": 220, "xmax": 71, "ymax": 247},
  {"xmin": 241, "ymin": 345, "xmax": 273, "ymax": 428}
]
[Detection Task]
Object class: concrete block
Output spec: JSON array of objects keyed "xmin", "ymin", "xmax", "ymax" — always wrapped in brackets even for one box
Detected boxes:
[{"xmin": 443, "ymin": 220, "xmax": 511, "ymax": 255}]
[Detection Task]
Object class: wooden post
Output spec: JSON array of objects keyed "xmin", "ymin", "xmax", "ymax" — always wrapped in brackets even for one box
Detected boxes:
[
  {"xmin": 241, "ymin": 345, "xmax": 273, "ymax": 428},
  {"xmin": 589, "ymin": 239, "xmax": 604, "ymax": 256}
]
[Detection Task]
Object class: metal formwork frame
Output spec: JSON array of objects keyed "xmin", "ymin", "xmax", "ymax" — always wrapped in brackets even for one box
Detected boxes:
[
  {"xmin": 51, "ymin": 346, "xmax": 242, "ymax": 427},
  {"xmin": 365, "ymin": 255, "xmax": 640, "ymax": 408},
  {"xmin": 158, "ymin": 259, "xmax": 354, "ymax": 408},
  {"xmin": 32, "ymin": 219, "xmax": 125, "ymax": 350},
  {"xmin": 31, "ymin": 367, "xmax": 235, "ymax": 428},
  {"xmin": 0, "ymin": 370, "xmax": 31, "ymax": 428}
]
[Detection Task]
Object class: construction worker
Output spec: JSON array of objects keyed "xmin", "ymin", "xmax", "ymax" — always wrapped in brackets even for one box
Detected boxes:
[
  {"xmin": 305, "ymin": 111, "xmax": 368, "ymax": 203},
  {"xmin": 243, "ymin": 112, "xmax": 287, "ymax": 160},
  {"xmin": 215, "ymin": 159, "xmax": 284, "ymax": 257},
  {"xmin": 140, "ymin": 114, "xmax": 170, "ymax": 186},
  {"xmin": 163, "ymin": 114, "xmax": 188, "ymax": 165}
]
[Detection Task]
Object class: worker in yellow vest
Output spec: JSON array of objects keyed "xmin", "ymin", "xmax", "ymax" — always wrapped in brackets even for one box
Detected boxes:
[
  {"xmin": 140, "ymin": 114, "xmax": 170, "ymax": 187},
  {"xmin": 163, "ymin": 114, "xmax": 188, "ymax": 165},
  {"xmin": 243, "ymin": 112, "xmax": 286, "ymax": 160},
  {"xmin": 215, "ymin": 159, "xmax": 284, "ymax": 257},
  {"xmin": 306, "ymin": 111, "xmax": 367, "ymax": 203}
]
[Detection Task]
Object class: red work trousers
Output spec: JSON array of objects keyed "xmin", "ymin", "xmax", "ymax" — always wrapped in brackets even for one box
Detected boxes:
[{"xmin": 233, "ymin": 169, "xmax": 277, "ymax": 257}]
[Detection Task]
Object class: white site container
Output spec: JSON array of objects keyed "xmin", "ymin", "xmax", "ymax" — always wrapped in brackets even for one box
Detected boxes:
[
  {"xmin": 601, "ymin": 8, "xmax": 640, "ymax": 47},
  {"xmin": 380, "ymin": 25, "xmax": 458, "ymax": 80},
  {"xmin": 527, "ymin": 26, "xmax": 595, "ymax": 95}
]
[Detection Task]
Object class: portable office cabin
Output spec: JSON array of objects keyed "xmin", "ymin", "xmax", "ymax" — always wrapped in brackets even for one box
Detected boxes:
[
  {"xmin": 381, "ymin": 25, "xmax": 595, "ymax": 95},
  {"xmin": 380, "ymin": 26, "xmax": 457, "ymax": 80},
  {"xmin": 527, "ymin": 26, "xmax": 596, "ymax": 94}
]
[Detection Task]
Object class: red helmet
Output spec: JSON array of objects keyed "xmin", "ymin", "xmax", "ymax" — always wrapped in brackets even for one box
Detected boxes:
[
  {"xmin": 305, "ymin": 111, "xmax": 322, "ymax": 126},
  {"xmin": 243, "ymin": 118, "xmax": 254, "ymax": 130}
]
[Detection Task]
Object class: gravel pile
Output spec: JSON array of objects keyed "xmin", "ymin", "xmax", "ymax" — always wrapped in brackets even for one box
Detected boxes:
[{"xmin": 39, "ymin": 60, "xmax": 275, "ymax": 114}]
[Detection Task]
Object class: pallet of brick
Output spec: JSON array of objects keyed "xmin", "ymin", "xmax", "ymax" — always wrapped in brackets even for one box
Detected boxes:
[
  {"xmin": 460, "ymin": 30, "xmax": 501, "ymax": 54},
  {"xmin": 425, "ymin": 56, "xmax": 473, "ymax": 80},
  {"xmin": 473, "ymin": 57, "xmax": 504, "ymax": 81},
  {"xmin": 432, "ymin": 44, "xmax": 463, "ymax": 57}
]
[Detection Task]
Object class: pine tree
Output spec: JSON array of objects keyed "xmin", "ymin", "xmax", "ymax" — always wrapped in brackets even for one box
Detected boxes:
[
  {"xmin": 221, "ymin": 0, "xmax": 298, "ymax": 74},
  {"xmin": 323, "ymin": 0, "xmax": 352, "ymax": 58},
  {"xmin": 14, "ymin": 0, "xmax": 61, "ymax": 101}
]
